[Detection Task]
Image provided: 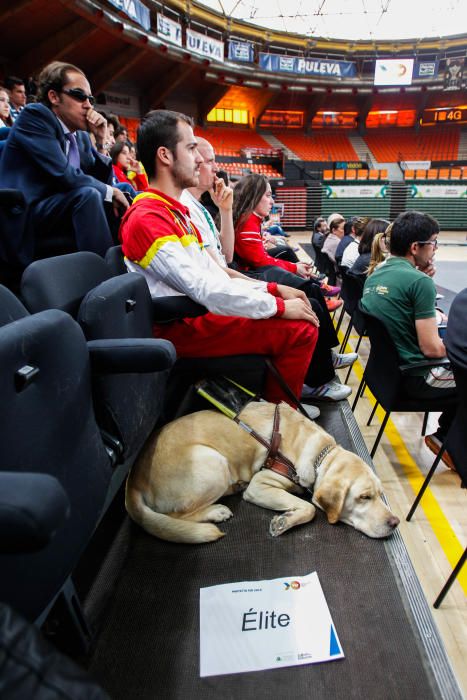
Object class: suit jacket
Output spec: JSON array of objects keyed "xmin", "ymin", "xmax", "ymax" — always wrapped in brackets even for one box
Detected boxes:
[
  {"xmin": 446, "ymin": 287, "xmax": 467, "ymax": 371},
  {"xmin": 0, "ymin": 103, "xmax": 112, "ymax": 268}
]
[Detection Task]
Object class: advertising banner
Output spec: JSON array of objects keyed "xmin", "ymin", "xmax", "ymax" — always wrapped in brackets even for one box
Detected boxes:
[
  {"xmin": 260, "ymin": 110, "xmax": 304, "ymax": 128},
  {"xmin": 98, "ymin": 91, "xmax": 140, "ymax": 118},
  {"xmin": 443, "ymin": 58, "xmax": 464, "ymax": 91},
  {"xmin": 107, "ymin": 0, "xmax": 150, "ymax": 31},
  {"xmin": 200, "ymin": 572, "xmax": 344, "ymax": 677},
  {"xmin": 259, "ymin": 53, "xmax": 356, "ymax": 78},
  {"xmin": 324, "ymin": 185, "xmax": 388, "ymax": 198},
  {"xmin": 228, "ymin": 40, "xmax": 254, "ymax": 63},
  {"xmin": 157, "ymin": 14, "xmax": 182, "ymax": 46},
  {"xmin": 414, "ymin": 60, "xmax": 438, "ymax": 79},
  {"xmin": 400, "ymin": 160, "xmax": 431, "ymax": 170},
  {"xmin": 186, "ymin": 28, "xmax": 224, "ymax": 62},
  {"xmin": 409, "ymin": 184, "xmax": 466, "ymax": 198}
]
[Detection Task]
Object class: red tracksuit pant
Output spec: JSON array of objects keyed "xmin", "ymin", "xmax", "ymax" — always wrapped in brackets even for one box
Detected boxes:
[{"xmin": 154, "ymin": 313, "xmax": 318, "ymax": 405}]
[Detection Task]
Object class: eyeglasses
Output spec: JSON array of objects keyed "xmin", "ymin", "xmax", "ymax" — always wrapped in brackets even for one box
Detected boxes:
[
  {"xmin": 416, "ymin": 239, "xmax": 438, "ymax": 249},
  {"xmin": 61, "ymin": 88, "xmax": 95, "ymax": 106}
]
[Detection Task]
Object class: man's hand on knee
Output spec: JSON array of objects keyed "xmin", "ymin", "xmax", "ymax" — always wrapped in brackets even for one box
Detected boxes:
[
  {"xmin": 112, "ymin": 187, "xmax": 130, "ymax": 217},
  {"xmin": 282, "ymin": 299, "xmax": 320, "ymax": 325}
]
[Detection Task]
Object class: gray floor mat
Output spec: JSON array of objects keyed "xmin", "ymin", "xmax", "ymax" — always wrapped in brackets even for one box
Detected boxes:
[{"xmin": 85, "ymin": 403, "xmax": 461, "ymax": 700}]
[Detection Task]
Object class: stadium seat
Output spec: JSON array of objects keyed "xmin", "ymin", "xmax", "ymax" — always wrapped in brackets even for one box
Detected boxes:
[
  {"xmin": 345, "ymin": 169, "xmax": 357, "ymax": 180},
  {"xmin": 323, "ymin": 169, "xmax": 334, "ymax": 180},
  {"xmin": 438, "ymin": 168, "xmax": 450, "ymax": 179},
  {"xmin": 368, "ymin": 169, "xmax": 379, "ymax": 180},
  {"xmin": 427, "ymin": 169, "xmax": 438, "ymax": 180},
  {"xmin": 334, "ymin": 169, "xmax": 345, "ymax": 179},
  {"xmin": 415, "ymin": 169, "xmax": 427, "ymax": 179},
  {"xmin": 357, "ymin": 169, "xmax": 369, "ymax": 180},
  {"xmin": 450, "ymin": 167, "xmax": 461, "ymax": 179},
  {"xmin": 379, "ymin": 169, "xmax": 388, "ymax": 180},
  {"xmin": 404, "ymin": 169, "xmax": 415, "ymax": 180}
]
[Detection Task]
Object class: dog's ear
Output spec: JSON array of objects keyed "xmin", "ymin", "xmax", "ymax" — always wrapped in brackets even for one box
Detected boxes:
[{"xmin": 314, "ymin": 481, "xmax": 349, "ymax": 524}]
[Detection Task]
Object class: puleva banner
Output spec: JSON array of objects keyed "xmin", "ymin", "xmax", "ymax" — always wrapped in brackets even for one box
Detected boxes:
[
  {"xmin": 186, "ymin": 28, "xmax": 224, "ymax": 62},
  {"xmin": 108, "ymin": 0, "xmax": 150, "ymax": 31},
  {"xmin": 259, "ymin": 53, "xmax": 356, "ymax": 78}
]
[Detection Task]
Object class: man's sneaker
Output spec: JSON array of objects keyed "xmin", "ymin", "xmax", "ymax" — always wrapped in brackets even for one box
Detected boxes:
[
  {"xmin": 325, "ymin": 298, "xmax": 343, "ymax": 312},
  {"xmin": 320, "ymin": 282, "xmax": 341, "ymax": 297},
  {"xmin": 424, "ymin": 434, "xmax": 457, "ymax": 472},
  {"xmin": 301, "ymin": 379, "xmax": 352, "ymax": 402},
  {"xmin": 332, "ymin": 350, "xmax": 358, "ymax": 370},
  {"xmin": 302, "ymin": 403, "xmax": 321, "ymax": 420}
]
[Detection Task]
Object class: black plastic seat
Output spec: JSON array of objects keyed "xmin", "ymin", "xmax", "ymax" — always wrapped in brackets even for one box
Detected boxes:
[
  {"xmin": 0, "ymin": 309, "xmax": 112, "ymax": 635},
  {"xmin": 353, "ymin": 304, "xmax": 458, "ymax": 457}
]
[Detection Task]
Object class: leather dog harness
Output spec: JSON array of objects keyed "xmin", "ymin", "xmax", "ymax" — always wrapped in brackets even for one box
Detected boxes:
[{"xmin": 233, "ymin": 404, "xmax": 335, "ymax": 488}]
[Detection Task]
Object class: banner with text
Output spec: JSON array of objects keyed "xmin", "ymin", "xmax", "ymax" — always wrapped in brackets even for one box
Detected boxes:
[
  {"xmin": 409, "ymin": 184, "xmax": 466, "ymax": 198},
  {"xmin": 414, "ymin": 59, "xmax": 438, "ymax": 79},
  {"xmin": 186, "ymin": 28, "xmax": 224, "ymax": 62},
  {"xmin": 228, "ymin": 40, "xmax": 254, "ymax": 63},
  {"xmin": 157, "ymin": 14, "xmax": 182, "ymax": 46},
  {"xmin": 98, "ymin": 91, "xmax": 140, "ymax": 118},
  {"xmin": 324, "ymin": 184, "xmax": 388, "ymax": 198},
  {"xmin": 200, "ymin": 572, "xmax": 344, "ymax": 677},
  {"xmin": 108, "ymin": 0, "xmax": 150, "ymax": 31},
  {"xmin": 259, "ymin": 53, "xmax": 356, "ymax": 78}
]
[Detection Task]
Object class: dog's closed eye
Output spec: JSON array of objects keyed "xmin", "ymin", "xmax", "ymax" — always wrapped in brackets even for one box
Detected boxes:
[{"xmin": 359, "ymin": 494, "xmax": 373, "ymax": 501}]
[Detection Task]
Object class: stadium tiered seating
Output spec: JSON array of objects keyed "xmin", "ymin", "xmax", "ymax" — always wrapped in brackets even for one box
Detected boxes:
[
  {"xmin": 322, "ymin": 168, "xmax": 387, "ymax": 180},
  {"xmin": 273, "ymin": 186, "xmax": 307, "ymax": 229},
  {"xmin": 194, "ymin": 126, "xmax": 272, "ymax": 156},
  {"xmin": 270, "ymin": 130, "xmax": 357, "ymax": 161},
  {"xmin": 217, "ymin": 162, "xmax": 281, "ymax": 178},
  {"xmin": 404, "ymin": 166, "xmax": 466, "ymax": 180},
  {"xmin": 364, "ymin": 128, "xmax": 460, "ymax": 162}
]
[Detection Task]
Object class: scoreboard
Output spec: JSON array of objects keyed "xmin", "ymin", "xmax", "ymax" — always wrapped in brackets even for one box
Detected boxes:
[{"xmin": 421, "ymin": 107, "xmax": 467, "ymax": 125}]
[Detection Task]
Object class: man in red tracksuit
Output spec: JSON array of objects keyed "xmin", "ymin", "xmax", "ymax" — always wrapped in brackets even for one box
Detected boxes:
[{"xmin": 119, "ymin": 110, "xmax": 319, "ymax": 405}]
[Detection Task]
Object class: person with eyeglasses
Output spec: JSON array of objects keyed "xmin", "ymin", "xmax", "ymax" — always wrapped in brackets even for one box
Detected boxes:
[
  {"xmin": 362, "ymin": 210, "xmax": 458, "ymax": 471},
  {"xmin": 0, "ymin": 60, "xmax": 129, "ymax": 289}
]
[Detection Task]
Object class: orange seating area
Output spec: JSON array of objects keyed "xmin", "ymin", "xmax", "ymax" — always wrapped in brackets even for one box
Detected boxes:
[
  {"xmin": 271, "ymin": 130, "xmax": 357, "ymax": 161},
  {"xmin": 194, "ymin": 126, "xmax": 272, "ymax": 156},
  {"xmin": 217, "ymin": 162, "xmax": 282, "ymax": 178},
  {"xmin": 364, "ymin": 128, "xmax": 460, "ymax": 162},
  {"xmin": 116, "ymin": 117, "xmax": 140, "ymax": 144},
  {"xmin": 323, "ymin": 168, "xmax": 387, "ymax": 180},
  {"xmin": 404, "ymin": 166, "xmax": 467, "ymax": 180}
]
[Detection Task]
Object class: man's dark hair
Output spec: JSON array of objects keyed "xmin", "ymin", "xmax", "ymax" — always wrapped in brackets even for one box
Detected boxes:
[
  {"xmin": 358, "ymin": 218, "xmax": 389, "ymax": 254},
  {"xmin": 4, "ymin": 76, "xmax": 25, "ymax": 91},
  {"xmin": 36, "ymin": 61, "xmax": 85, "ymax": 107},
  {"xmin": 314, "ymin": 216, "xmax": 327, "ymax": 232},
  {"xmin": 137, "ymin": 109, "xmax": 193, "ymax": 180},
  {"xmin": 344, "ymin": 220, "xmax": 353, "ymax": 237},
  {"xmin": 389, "ymin": 210, "xmax": 439, "ymax": 256}
]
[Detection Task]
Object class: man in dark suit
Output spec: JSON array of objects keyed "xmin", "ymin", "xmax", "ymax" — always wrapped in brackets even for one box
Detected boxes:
[{"xmin": 0, "ymin": 61, "xmax": 128, "ymax": 284}]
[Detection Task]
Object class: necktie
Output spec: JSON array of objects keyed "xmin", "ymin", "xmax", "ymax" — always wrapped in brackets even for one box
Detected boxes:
[{"xmin": 66, "ymin": 132, "xmax": 80, "ymax": 169}]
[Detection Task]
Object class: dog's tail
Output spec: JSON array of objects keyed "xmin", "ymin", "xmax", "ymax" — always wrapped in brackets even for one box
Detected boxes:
[{"xmin": 125, "ymin": 485, "xmax": 225, "ymax": 544}]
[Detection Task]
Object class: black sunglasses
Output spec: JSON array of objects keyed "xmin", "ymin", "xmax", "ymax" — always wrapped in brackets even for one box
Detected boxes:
[{"xmin": 61, "ymin": 88, "xmax": 95, "ymax": 106}]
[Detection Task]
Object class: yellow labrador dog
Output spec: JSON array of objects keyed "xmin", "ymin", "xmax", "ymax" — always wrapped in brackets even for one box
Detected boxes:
[{"xmin": 126, "ymin": 402, "xmax": 399, "ymax": 543}]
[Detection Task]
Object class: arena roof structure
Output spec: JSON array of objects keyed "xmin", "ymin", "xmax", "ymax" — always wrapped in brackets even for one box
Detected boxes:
[{"xmin": 197, "ymin": 0, "xmax": 466, "ymax": 42}]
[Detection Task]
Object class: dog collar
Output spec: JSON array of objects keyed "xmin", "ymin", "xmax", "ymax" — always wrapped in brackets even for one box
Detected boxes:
[{"xmin": 313, "ymin": 444, "xmax": 335, "ymax": 479}]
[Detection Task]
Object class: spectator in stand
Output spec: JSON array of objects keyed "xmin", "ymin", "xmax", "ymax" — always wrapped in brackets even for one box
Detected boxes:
[
  {"xmin": 0, "ymin": 88, "xmax": 13, "ymax": 127},
  {"xmin": 110, "ymin": 141, "xmax": 148, "ymax": 191},
  {"xmin": 322, "ymin": 215, "xmax": 345, "ymax": 264},
  {"xmin": 233, "ymin": 174, "xmax": 341, "ymax": 306},
  {"xmin": 350, "ymin": 218, "xmax": 390, "ymax": 276},
  {"xmin": 362, "ymin": 211, "xmax": 457, "ymax": 470},
  {"xmin": 4, "ymin": 76, "xmax": 26, "ymax": 121},
  {"xmin": 340, "ymin": 217, "xmax": 368, "ymax": 269},
  {"xmin": 312, "ymin": 216, "xmax": 328, "ymax": 251},
  {"xmin": 120, "ymin": 109, "xmax": 321, "ymax": 407},
  {"xmin": 0, "ymin": 60, "xmax": 128, "ymax": 279},
  {"xmin": 367, "ymin": 231, "xmax": 389, "ymax": 276},
  {"xmin": 115, "ymin": 125, "xmax": 128, "ymax": 142}
]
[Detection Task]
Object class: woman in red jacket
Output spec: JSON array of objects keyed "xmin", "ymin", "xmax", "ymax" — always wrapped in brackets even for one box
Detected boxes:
[
  {"xmin": 110, "ymin": 141, "xmax": 148, "ymax": 192},
  {"xmin": 233, "ymin": 174, "xmax": 340, "ymax": 307}
]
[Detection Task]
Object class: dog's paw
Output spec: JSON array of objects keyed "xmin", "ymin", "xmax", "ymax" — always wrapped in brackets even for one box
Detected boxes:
[
  {"xmin": 269, "ymin": 513, "xmax": 289, "ymax": 537},
  {"xmin": 206, "ymin": 504, "xmax": 233, "ymax": 523}
]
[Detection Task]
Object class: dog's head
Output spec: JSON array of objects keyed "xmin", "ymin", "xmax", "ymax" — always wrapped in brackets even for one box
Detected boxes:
[{"xmin": 312, "ymin": 446, "xmax": 399, "ymax": 538}]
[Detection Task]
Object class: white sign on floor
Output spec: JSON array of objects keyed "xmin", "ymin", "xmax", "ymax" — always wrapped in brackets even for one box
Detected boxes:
[{"xmin": 200, "ymin": 571, "xmax": 344, "ymax": 677}]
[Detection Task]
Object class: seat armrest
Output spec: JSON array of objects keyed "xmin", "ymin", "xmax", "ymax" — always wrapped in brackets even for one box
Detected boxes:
[
  {"xmin": 400, "ymin": 357, "xmax": 450, "ymax": 375},
  {"xmin": 87, "ymin": 338, "xmax": 177, "ymax": 374},
  {"xmin": 152, "ymin": 295, "xmax": 208, "ymax": 323},
  {"xmin": 0, "ymin": 473, "xmax": 69, "ymax": 553}
]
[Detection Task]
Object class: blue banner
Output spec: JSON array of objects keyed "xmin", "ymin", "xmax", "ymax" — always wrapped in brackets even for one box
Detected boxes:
[
  {"xmin": 228, "ymin": 40, "xmax": 254, "ymax": 63},
  {"xmin": 414, "ymin": 59, "xmax": 439, "ymax": 79},
  {"xmin": 259, "ymin": 53, "xmax": 356, "ymax": 78},
  {"xmin": 108, "ymin": 0, "xmax": 150, "ymax": 31}
]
